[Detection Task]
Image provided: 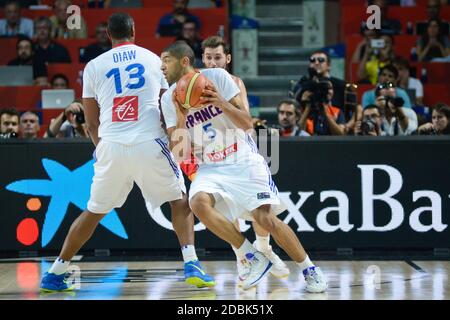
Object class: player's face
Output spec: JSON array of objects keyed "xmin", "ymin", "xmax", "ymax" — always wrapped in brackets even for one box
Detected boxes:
[
  {"xmin": 161, "ymin": 52, "xmax": 184, "ymax": 85},
  {"xmin": 202, "ymin": 46, "xmax": 230, "ymax": 69}
]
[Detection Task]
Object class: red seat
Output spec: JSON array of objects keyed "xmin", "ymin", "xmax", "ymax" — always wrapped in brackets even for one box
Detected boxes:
[
  {"xmin": 55, "ymin": 39, "xmax": 94, "ymax": 63},
  {"xmin": 0, "ymin": 86, "xmax": 43, "ymax": 110},
  {"xmin": 0, "ymin": 38, "xmax": 20, "ymax": 65},
  {"xmin": 41, "ymin": 109, "xmax": 64, "ymax": 125},
  {"xmin": 423, "ymin": 84, "xmax": 450, "ymax": 107}
]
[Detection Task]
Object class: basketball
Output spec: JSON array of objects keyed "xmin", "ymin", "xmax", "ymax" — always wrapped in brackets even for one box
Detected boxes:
[{"xmin": 175, "ymin": 72, "xmax": 208, "ymax": 110}]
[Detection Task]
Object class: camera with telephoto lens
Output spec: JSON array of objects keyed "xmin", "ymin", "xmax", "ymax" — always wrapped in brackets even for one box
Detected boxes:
[
  {"xmin": 359, "ymin": 119, "xmax": 377, "ymax": 136},
  {"xmin": 74, "ymin": 112, "xmax": 85, "ymax": 125},
  {"xmin": 299, "ymin": 68, "xmax": 330, "ymax": 111},
  {"xmin": 384, "ymin": 96, "xmax": 404, "ymax": 109},
  {"xmin": 0, "ymin": 132, "xmax": 18, "ymax": 139}
]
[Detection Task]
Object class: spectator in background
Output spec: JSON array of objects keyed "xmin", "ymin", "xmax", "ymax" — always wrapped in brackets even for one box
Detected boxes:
[
  {"xmin": 44, "ymin": 100, "xmax": 88, "ymax": 138},
  {"xmin": 0, "ymin": 1, "xmax": 34, "ymax": 38},
  {"xmin": 374, "ymin": 82, "xmax": 418, "ymax": 135},
  {"xmin": 298, "ymin": 79, "xmax": 346, "ymax": 136},
  {"xmin": 276, "ymin": 99, "xmax": 309, "ymax": 137},
  {"xmin": 416, "ymin": 103, "xmax": 450, "ymax": 135},
  {"xmin": 393, "ymin": 57, "xmax": 424, "ymax": 106},
  {"xmin": 362, "ymin": 64, "xmax": 412, "ymax": 108},
  {"xmin": 156, "ymin": 0, "xmax": 200, "ymax": 38},
  {"xmin": 50, "ymin": 0, "xmax": 88, "ymax": 39},
  {"xmin": 176, "ymin": 19, "xmax": 203, "ymax": 67},
  {"xmin": 8, "ymin": 37, "xmax": 48, "ymax": 86},
  {"xmin": 0, "ymin": 108, "xmax": 20, "ymax": 138},
  {"xmin": 352, "ymin": 23, "xmax": 381, "ymax": 64},
  {"xmin": 19, "ymin": 111, "xmax": 40, "ymax": 138},
  {"xmin": 417, "ymin": 19, "xmax": 450, "ymax": 61},
  {"xmin": 354, "ymin": 104, "xmax": 383, "ymax": 136},
  {"xmin": 358, "ymin": 34, "xmax": 397, "ymax": 85},
  {"xmin": 416, "ymin": 0, "xmax": 449, "ymax": 36},
  {"xmin": 34, "ymin": 16, "xmax": 71, "ymax": 63},
  {"xmin": 293, "ymin": 50, "xmax": 346, "ymax": 110},
  {"xmin": 51, "ymin": 73, "xmax": 69, "ymax": 89},
  {"xmin": 80, "ymin": 22, "xmax": 111, "ymax": 63},
  {"xmin": 368, "ymin": 0, "xmax": 402, "ymax": 35}
]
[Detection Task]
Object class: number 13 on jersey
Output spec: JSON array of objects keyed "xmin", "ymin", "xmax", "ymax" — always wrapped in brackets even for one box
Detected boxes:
[{"xmin": 106, "ymin": 63, "xmax": 145, "ymax": 94}]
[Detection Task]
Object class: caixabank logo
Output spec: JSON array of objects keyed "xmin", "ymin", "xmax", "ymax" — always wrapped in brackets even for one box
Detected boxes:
[{"xmin": 5, "ymin": 158, "xmax": 128, "ymax": 247}]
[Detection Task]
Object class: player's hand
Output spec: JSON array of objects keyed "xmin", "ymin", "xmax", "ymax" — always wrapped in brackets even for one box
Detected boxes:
[
  {"xmin": 172, "ymin": 90, "xmax": 189, "ymax": 119},
  {"xmin": 199, "ymin": 82, "xmax": 227, "ymax": 109}
]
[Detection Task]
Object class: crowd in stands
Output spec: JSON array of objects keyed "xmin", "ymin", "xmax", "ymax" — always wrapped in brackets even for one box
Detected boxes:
[{"xmin": 0, "ymin": 0, "xmax": 449, "ymax": 140}]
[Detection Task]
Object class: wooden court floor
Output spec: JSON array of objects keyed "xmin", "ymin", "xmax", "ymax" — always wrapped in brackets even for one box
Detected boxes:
[{"xmin": 0, "ymin": 259, "xmax": 448, "ymax": 300}]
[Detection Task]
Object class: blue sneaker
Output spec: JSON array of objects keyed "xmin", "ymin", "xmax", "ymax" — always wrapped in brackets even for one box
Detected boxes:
[
  {"xmin": 40, "ymin": 272, "xmax": 75, "ymax": 293},
  {"xmin": 184, "ymin": 260, "xmax": 215, "ymax": 288}
]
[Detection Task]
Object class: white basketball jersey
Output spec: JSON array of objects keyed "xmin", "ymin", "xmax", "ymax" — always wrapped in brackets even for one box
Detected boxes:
[
  {"xmin": 83, "ymin": 43, "xmax": 168, "ymax": 145},
  {"xmin": 161, "ymin": 68, "xmax": 258, "ymax": 166}
]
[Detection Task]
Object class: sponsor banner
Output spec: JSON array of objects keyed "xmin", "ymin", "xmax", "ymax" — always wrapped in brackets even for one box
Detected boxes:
[{"xmin": 1, "ymin": 138, "xmax": 449, "ymax": 251}]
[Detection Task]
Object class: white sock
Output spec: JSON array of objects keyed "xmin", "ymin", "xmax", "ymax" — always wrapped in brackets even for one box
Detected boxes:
[
  {"xmin": 297, "ymin": 255, "xmax": 314, "ymax": 272},
  {"xmin": 181, "ymin": 245, "xmax": 198, "ymax": 263},
  {"xmin": 235, "ymin": 239, "xmax": 256, "ymax": 258},
  {"xmin": 48, "ymin": 257, "xmax": 70, "ymax": 275},
  {"xmin": 255, "ymin": 234, "xmax": 271, "ymax": 251},
  {"xmin": 231, "ymin": 245, "xmax": 243, "ymax": 260}
]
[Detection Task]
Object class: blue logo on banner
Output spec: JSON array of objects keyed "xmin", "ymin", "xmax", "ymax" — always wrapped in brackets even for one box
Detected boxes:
[{"xmin": 6, "ymin": 158, "xmax": 128, "ymax": 247}]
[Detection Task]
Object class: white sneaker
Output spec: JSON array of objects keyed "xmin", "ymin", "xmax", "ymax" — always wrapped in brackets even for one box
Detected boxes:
[
  {"xmin": 253, "ymin": 241, "xmax": 290, "ymax": 278},
  {"xmin": 236, "ymin": 257, "xmax": 250, "ymax": 287},
  {"xmin": 303, "ymin": 266, "xmax": 327, "ymax": 293},
  {"xmin": 240, "ymin": 251, "xmax": 273, "ymax": 290}
]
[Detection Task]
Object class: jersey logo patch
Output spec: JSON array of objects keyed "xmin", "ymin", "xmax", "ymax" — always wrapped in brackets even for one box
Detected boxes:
[
  {"xmin": 206, "ymin": 143, "xmax": 238, "ymax": 162},
  {"xmin": 257, "ymin": 192, "xmax": 271, "ymax": 200},
  {"xmin": 112, "ymin": 96, "xmax": 138, "ymax": 122}
]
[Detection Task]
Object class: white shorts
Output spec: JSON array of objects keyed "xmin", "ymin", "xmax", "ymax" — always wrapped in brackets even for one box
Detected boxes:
[
  {"xmin": 87, "ymin": 137, "xmax": 186, "ymax": 214},
  {"xmin": 188, "ymin": 156, "xmax": 286, "ymax": 222}
]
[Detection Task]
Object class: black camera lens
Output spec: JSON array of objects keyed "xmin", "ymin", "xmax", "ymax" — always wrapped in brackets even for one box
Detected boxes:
[{"xmin": 75, "ymin": 112, "xmax": 85, "ymax": 124}]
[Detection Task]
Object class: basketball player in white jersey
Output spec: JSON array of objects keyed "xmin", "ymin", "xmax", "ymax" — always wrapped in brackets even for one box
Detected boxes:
[
  {"xmin": 200, "ymin": 35, "xmax": 290, "ymax": 280},
  {"xmin": 160, "ymin": 41, "xmax": 327, "ymax": 292},
  {"xmin": 40, "ymin": 13, "xmax": 214, "ymax": 292}
]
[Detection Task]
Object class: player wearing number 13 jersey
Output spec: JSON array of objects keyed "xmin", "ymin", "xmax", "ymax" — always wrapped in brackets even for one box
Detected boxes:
[{"xmin": 40, "ymin": 13, "xmax": 214, "ymax": 293}]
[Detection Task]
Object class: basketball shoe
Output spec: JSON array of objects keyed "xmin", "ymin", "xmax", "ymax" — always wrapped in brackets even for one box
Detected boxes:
[
  {"xmin": 253, "ymin": 240, "xmax": 290, "ymax": 278},
  {"xmin": 240, "ymin": 251, "xmax": 273, "ymax": 290},
  {"xmin": 303, "ymin": 266, "xmax": 328, "ymax": 293},
  {"xmin": 40, "ymin": 272, "xmax": 74, "ymax": 293},
  {"xmin": 184, "ymin": 260, "xmax": 216, "ymax": 288}
]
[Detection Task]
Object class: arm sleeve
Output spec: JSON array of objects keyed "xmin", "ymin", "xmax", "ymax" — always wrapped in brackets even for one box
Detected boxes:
[
  {"xmin": 161, "ymin": 90, "xmax": 178, "ymax": 129},
  {"xmin": 212, "ymin": 68, "xmax": 240, "ymax": 101},
  {"xmin": 82, "ymin": 62, "xmax": 95, "ymax": 98}
]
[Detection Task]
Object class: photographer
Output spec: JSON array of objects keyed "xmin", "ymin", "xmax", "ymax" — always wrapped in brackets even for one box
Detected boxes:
[
  {"xmin": 0, "ymin": 107, "xmax": 20, "ymax": 139},
  {"xmin": 44, "ymin": 100, "xmax": 89, "ymax": 138},
  {"xmin": 298, "ymin": 79, "xmax": 346, "ymax": 136},
  {"xmin": 415, "ymin": 103, "xmax": 450, "ymax": 135},
  {"xmin": 292, "ymin": 50, "xmax": 346, "ymax": 110},
  {"xmin": 354, "ymin": 105, "xmax": 382, "ymax": 136},
  {"xmin": 375, "ymin": 82, "xmax": 418, "ymax": 135}
]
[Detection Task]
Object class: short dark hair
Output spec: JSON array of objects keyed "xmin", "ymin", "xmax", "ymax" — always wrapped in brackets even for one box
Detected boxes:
[
  {"xmin": 202, "ymin": 36, "xmax": 230, "ymax": 55},
  {"xmin": 4, "ymin": 1, "xmax": 20, "ymax": 9},
  {"xmin": 183, "ymin": 18, "xmax": 199, "ymax": 30},
  {"xmin": 310, "ymin": 50, "xmax": 331, "ymax": 64},
  {"xmin": 277, "ymin": 98, "xmax": 301, "ymax": 118},
  {"xmin": 0, "ymin": 107, "xmax": 20, "ymax": 120},
  {"xmin": 364, "ymin": 104, "xmax": 380, "ymax": 113},
  {"xmin": 108, "ymin": 13, "xmax": 134, "ymax": 40},
  {"xmin": 379, "ymin": 64, "xmax": 398, "ymax": 79},
  {"xmin": 35, "ymin": 16, "xmax": 52, "ymax": 29},
  {"xmin": 16, "ymin": 36, "xmax": 33, "ymax": 49},
  {"xmin": 51, "ymin": 73, "xmax": 69, "ymax": 86},
  {"xmin": 163, "ymin": 41, "xmax": 195, "ymax": 66}
]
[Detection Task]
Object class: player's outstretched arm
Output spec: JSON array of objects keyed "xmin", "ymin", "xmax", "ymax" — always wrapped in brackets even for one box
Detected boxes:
[
  {"xmin": 83, "ymin": 98, "xmax": 100, "ymax": 146},
  {"xmin": 200, "ymin": 83, "xmax": 253, "ymax": 131}
]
